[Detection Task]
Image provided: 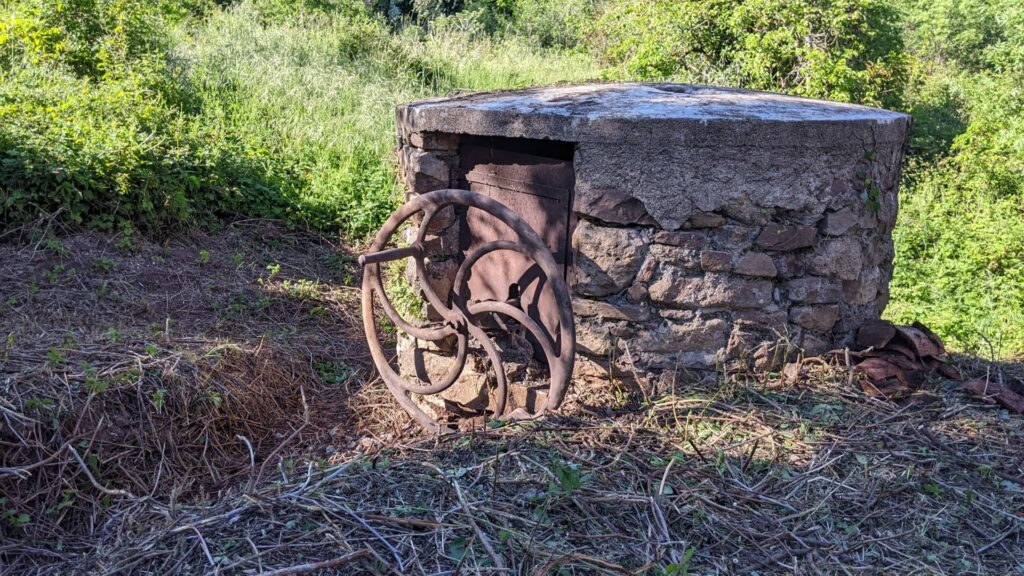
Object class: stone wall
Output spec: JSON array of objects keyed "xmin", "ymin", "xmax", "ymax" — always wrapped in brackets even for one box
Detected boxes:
[
  {"xmin": 393, "ymin": 84, "xmax": 910, "ymax": 383},
  {"xmin": 571, "ymin": 205, "xmax": 896, "ymax": 373},
  {"xmin": 396, "ymin": 135, "xmax": 903, "ymax": 376}
]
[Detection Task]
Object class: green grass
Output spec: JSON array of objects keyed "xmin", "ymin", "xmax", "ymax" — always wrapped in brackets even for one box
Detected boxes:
[{"xmin": 175, "ymin": 2, "xmax": 598, "ymax": 238}]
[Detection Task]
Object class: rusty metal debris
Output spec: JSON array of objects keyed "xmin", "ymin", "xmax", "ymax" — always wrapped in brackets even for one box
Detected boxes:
[
  {"xmin": 963, "ymin": 378, "xmax": 1024, "ymax": 413},
  {"xmin": 359, "ymin": 189, "xmax": 575, "ymax": 432},
  {"xmin": 847, "ymin": 320, "xmax": 961, "ymax": 399},
  {"xmin": 845, "ymin": 320, "xmax": 1023, "ymax": 414}
]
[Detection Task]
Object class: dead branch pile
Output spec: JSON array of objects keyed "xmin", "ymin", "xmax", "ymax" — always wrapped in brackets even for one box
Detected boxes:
[{"xmin": 5, "ymin": 357, "xmax": 1022, "ymax": 575}]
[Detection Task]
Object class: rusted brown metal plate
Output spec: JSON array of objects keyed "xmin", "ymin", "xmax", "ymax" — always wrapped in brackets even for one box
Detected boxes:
[
  {"xmin": 456, "ymin": 136, "xmax": 575, "ymax": 353},
  {"xmin": 856, "ymin": 319, "xmax": 897, "ymax": 349}
]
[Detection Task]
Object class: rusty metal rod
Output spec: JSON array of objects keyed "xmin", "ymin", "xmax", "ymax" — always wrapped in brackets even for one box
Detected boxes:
[{"xmin": 358, "ymin": 244, "xmax": 421, "ymax": 267}]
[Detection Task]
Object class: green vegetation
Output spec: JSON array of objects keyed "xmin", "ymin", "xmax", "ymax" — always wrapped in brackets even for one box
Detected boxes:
[
  {"xmin": 1, "ymin": 0, "xmax": 1022, "ymax": 356},
  {"xmin": 888, "ymin": 1, "xmax": 1024, "ymax": 356},
  {"xmin": 593, "ymin": 0, "xmax": 909, "ymax": 108},
  {"xmin": 0, "ymin": 0, "xmax": 594, "ymax": 236}
]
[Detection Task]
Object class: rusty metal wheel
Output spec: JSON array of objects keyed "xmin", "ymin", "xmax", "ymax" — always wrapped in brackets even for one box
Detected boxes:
[{"xmin": 359, "ymin": 189, "xmax": 575, "ymax": 433}]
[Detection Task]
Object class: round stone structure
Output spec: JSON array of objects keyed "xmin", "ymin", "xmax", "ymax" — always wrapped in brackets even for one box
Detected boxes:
[{"xmin": 395, "ymin": 83, "xmax": 910, "ymax": 382}]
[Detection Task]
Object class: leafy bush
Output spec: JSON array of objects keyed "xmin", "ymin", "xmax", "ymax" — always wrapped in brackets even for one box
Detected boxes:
[
  {"xmin": 2, "ymin": 1, "xmax": 196, "ymax": 231},
  {"xmin": 491, "ymin": 0, "xmax": 600, "ymax": 48},
  {"xmin": 593, "ymin": 0, "xmax": 910, "ymax": 108},
  {"xmin": 890, "ymin": 2, "xmax": 1024, "ymax": 356},
  {"xmin": 1, "ymin": 0, "xmax": 596, "ymax": 238}
]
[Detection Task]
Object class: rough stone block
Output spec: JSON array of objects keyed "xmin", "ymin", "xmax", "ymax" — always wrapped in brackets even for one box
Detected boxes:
[
  {"xmin": 626, "ymin": 283, "xmax": 648, "ymax": 303},
  {"xmin": 658, "ymin": 309, "xmax": 696, "ymax": 321},
  {"xmin": 733, "ymin": 252, "xmax": 777, "ymax": 277},
  {"xmin": 787, "ymin": 277, "xmax": 841, "ymax": 304},
  {"xmin": 574, "ymin": 186, "xmax": 658, "ymax": 226},
  {"xmin": 572, "ymin": 220, "xmax": 648, "ymax": 297},
  {"xmin": 648, "ymin": 243, "xmax": 701, "ymax": 271},
  {"xmin": 572, "ymin": 297, "xmax": 650, "ymax": 322},
  {"xmin": 654, "ymin": 231, "xmax": 707, "ymax": 250},
  {"xmin": 400, "ymin": 147, "xmax": 451, "ymax": 184},
  {"xmin": 774, "ymin": 253, "xmax": 807, "ymax": 278},
  {"xmin": 685, "ymin": 212, "xmax": 726, "ymax": 229},
  {"xmin": 635, "ymin": 318, "xmax": 729, "ymax": 354},
  {"xmin": 789, "ymin": 305, "xmax": 840, "ymax": 332},
  {"xmin": 818, "ymin": 207, "xmax": 859, "ymax": 236},
  {"xmin": 504, "ymin": 383, "xmax": 549, "ymax": 414},
  {"xmin": 700, "ymin": 250, "xmax": 733, "ymax": 272},
  {"xmin": 713, "ymin": 225, "xmax": 758, "ymax": 251},
  {"xmin": 722, "ymin": 196, "xmax": 770, "ymax": 225},
  {"xmin": 408, "ymin": 131, "xmax": 459, "ymax": 151},
  {"xmin": 406, "ymin": 171, "xmax": 448, "ymax": 195},
  {"xmin": 419, "ymin": 258, "xmax": 458, "ymax": 305},
  {"xmin": 399, "ymin": 344, "xmax": 489, "ymax": 414},
  {"xmin": 808, "ymin": 237, "xmax": 864, "ymax": 281},
  {"xmin": 733, "ymin": 309, "xmax": 788, "ymax": 328},
  {"xmin": 576, "ymin": 318, "xmax": 617, "ymax": 356},
  {"xmin": 755, "ymin": 224, "xmax": 817, "ymax": 251},
  {"xmin": 842, "ymin": 266, "xmax": 881, "ymax": 305},
  {"xmin": 801, "ymin": 332, "xmax": 831, "ymax": 356},
  {"xmin": 647, "ymin": 267, "xmax": 703, "ymax": 307},
  {"xmin": 649, "ymin": 270, "xmax": 772, "ymax": 310},
  {"xmin": 700, "ymin": 274, "xmax": 773, "ymax": 309}
]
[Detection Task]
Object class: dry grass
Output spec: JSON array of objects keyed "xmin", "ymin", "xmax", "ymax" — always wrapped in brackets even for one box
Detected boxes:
[
  {"xmin": 2, "ymin": 225, "xmax": 1023, "ymax": 575},
  {"xmin": 0, "ymin": 223, "xmax": 400, "ymax": 549}
]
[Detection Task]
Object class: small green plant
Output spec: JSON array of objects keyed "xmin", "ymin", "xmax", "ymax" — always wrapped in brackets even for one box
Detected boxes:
[
  {"xmin": 385, "ymin": 259, "xmax": 424, "ymax": 321},
  {"xmin": 48, "ymin": 489, "xmax": 78, "ymax": 516},
  {"xmin": 1, "ymin": 498, "xmax": 30, "ymax": 529},
  {"xmin": 282, "ymin": 278, "xmax": 320, "ymax": 300},
  {"xmin": 197, "ymin": 249, "xmax": 211, "ymax": 264},
  {"xmin": 84, "ymin": 375, "xmax": 109, "ymax": 395},
  {"xmin": 94, "ymin": 256, "xmax": 116, "ymax": 273},
  {"xmin": 46, "ymin": 348, "xmax": 65, "ymax": 367},
  {"xmin": 23, "ymin": 397, "xmax": 54, "ymax": 413},
  {"xmin": 207, "ymin": 390, "xmax": 223, "ymax": 409},
  {"xmin": 81, "ymin": 362, "xmax": 109, "ymax": 394},
  {"xmin": 115, "ymin": 222, "xmax": 136, "ymax": 253},
  {"xmin": 44, "ymin": 264, "xmax": 65, "ymax": 284},
  {"xmin": 921, "ymin": 482, "xmax": 944, "ymax": 498},
  {"xmin": 151, "ymin": 388, "xmax": 167, "ymax": 411},
  {"xmin": 316, "ymin": 360, "xmax": 353, "ymax": 384},
  {"xmin": 41, "ymin": 237, "xmax": 69, "ymax": 257},
  {"xmin": 105, "ymin": 327, "xmax": 123, "ymax": 342},
  {"xmin": 861, "ymin": 177, "xmax": 882, "ymax": 214},
  {"xmin": 548, "ymin": 461, "xmax": 582, "ymax": 496},
  {"xmin": 657, "ymin": 547, "xmax": 696, "ymax": 576},
  {"xmin": 2, "ymin": 332, "xmax": 14, "ymax": 362}
]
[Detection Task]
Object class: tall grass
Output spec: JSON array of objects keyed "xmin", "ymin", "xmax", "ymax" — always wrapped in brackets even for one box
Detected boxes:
[{"xmin": 175, "ymin": 2, "xmax": 599, "ymax": 238}]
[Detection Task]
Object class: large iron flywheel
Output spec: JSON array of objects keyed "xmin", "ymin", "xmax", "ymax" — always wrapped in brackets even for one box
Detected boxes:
[{"xmin": 359, "ymin": 189, "xmax": 575, "ymax": 432}]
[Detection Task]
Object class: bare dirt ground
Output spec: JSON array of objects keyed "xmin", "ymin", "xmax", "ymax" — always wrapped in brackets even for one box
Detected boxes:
[{"xmin": 1, "ymin": 225, "xmax": 1023, "ymax": 575}]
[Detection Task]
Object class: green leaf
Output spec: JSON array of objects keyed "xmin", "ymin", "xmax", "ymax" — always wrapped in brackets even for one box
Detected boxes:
[{"xmin": 448, "ymin": 537, "xmax": 467, "ymax": 560}]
